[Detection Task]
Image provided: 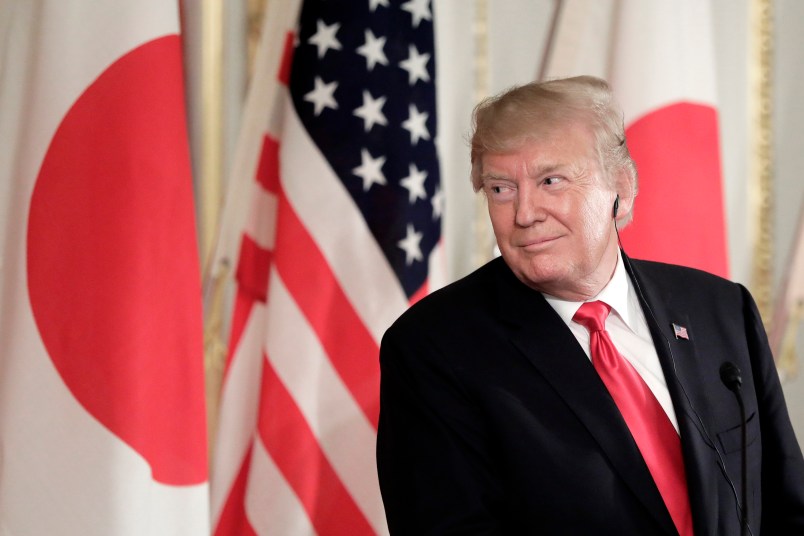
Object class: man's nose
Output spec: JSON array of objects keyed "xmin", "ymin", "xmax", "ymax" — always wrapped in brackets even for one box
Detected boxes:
[{"xmin": 514, "ymin": 185, "xmax": 547, "ymax": 227}]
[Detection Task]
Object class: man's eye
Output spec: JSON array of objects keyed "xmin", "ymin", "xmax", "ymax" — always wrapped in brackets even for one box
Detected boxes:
[
  {"xmin": 485, "ymin": 184, "xmax": 509, "ymax": 194},
  {"xmin": 544, "ymin": 176, "xmax": 562, "ymax": 185},
  {"xmin": 483, "ymin": 182, "xmax": 515, "ymax": 199}
]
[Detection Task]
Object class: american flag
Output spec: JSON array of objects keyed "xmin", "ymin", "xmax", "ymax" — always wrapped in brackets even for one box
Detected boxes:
[
  {"xmin": 673, "ymin": 323, "xmax": 689, "ymax": 340},
  {"xmin": 210, "ymin": 0, "xmax": 442, "ymax": 533}
]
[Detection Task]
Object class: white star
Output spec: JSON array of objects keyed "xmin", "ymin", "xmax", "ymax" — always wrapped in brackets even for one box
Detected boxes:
[
  {"xmin": 398, "ymin": 224, "xmax": 424, "ymax": 265},
  {"xmin": 353, "ymin": 148, "xmax": 387, "ymax": 191},
  {"xmin": 304, "ymin": 76, "xmax": 339, "ymax": 116},
  {"xmin": 400, "ymin": 164, "xmax": 428, "ymax": 203},
  {"xmin": 308, "ymin": 19, "xmax": 342, "ymax": 59},
  {"xmin": 356, "ymin": 29, "xmax": 389, "ymax": 71},
  {"xmin": 402, "ymin": 104, "xmax": 430, "ymax": 145},
  {"xmin": 431, "ymin": 185, "xmax": 444, "ymax": 219},
  {"xmin": 399, "ymin": 44, "xmax": 431, "ymax": 85},
  {"xmin": 369, "ymin": 0, "xmax": 390, "ymax": 12},
  {"xmin": 401, "ymin": 0, "xmax": 432, "ymax": 28},
  {"xmin": 353, "ymin": 91, "xmax": 388, "ymax": 132}
]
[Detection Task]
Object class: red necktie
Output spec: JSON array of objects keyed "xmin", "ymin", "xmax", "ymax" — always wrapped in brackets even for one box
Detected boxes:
[{"xmin": 574, "ymin": 301, "xmax": 693, "ymax": 536}]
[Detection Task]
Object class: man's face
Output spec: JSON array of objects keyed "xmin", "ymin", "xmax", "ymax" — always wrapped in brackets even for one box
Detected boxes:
[{"xmin": 480, "ymin": 121, "xmax": 623, "ymax": 301}]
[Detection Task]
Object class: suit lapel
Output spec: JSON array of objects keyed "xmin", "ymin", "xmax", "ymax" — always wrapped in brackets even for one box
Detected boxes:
[
  {"xmin": 491, "ymin": 260, "xmax": 677, "ymax": 535},
  {"xmin": 625, "ymin": 256, "xmax": 720, "ymax": 536}
]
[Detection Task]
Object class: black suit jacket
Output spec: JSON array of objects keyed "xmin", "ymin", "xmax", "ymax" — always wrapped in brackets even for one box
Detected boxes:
[{"xmin": 377, "ymin": 255, "xmax": 804, "ymax": 535}]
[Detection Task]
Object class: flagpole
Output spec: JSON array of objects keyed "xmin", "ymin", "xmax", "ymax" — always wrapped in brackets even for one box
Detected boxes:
[
  {"xmin": 200, "ymin": 0, "xmax": 224, "ymax": 268},
  {"xmin": 200, "ymin": 0, "xmax": 225, "ymax": 455}
]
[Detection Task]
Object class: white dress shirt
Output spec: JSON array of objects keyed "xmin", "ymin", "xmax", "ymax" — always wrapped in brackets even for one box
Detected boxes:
[{"xmin": 542, "ymin": 252, "xmax": 680, "ymax": 433}]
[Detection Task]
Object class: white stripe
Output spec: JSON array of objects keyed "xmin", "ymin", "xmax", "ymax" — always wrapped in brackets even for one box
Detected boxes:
[
  {"xmin": 280, "ymin": 98, "xmax": 409, "ymax": 343},
  {"xmin": 246, "ymin": 436, "xmax": 318, "ymax": 536},
  {"xmin": 245, "ymin": 186, "xmax": 278, "ymax": 251},
  {"xmin": 266, "ymin": 269, "xmax": 389, "ymax": 535},
  {"xmin": 210, "ymin": 301, "xmax": 268, "ymax": 524}
]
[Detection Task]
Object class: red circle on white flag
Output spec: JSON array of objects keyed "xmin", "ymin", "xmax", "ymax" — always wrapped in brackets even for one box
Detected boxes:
[{"xmin": 27, "ymin": 35, "xmax": 207, "ymax": 486}]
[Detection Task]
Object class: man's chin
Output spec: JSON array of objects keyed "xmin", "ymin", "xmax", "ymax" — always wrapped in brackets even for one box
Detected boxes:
[{"xmin": 509, "ymin": 265, "xmax": 563, "ymax": 294}]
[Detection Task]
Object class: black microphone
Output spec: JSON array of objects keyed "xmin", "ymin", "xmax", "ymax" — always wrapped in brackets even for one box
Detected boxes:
[
  {"xmin": 720, "ymin": 361, "xmax": 748, "ymax": 536},
  {"xmin": 720, "ymin": 362, "xmax": 742, "ymax": 392}
]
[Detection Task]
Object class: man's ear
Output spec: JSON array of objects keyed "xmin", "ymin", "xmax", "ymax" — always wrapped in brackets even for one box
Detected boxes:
[{"xmin": 612, "ymin": 170, "xmax": 636, "ymax": 222}]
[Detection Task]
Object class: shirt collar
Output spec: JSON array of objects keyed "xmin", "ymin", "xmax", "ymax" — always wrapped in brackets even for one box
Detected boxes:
[{"xmin": 543, "ymin": 250, "xmax": 636, "ymax": 329}]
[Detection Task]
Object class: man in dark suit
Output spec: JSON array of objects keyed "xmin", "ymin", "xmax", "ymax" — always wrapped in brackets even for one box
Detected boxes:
[{"xmin": 376, "ymin": 76, "xmax": 804, "ymax": 534}]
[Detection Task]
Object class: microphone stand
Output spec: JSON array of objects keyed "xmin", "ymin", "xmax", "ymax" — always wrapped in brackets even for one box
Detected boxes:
[
  {"xmin": 720, "ymin": 362, "xmax": 748, "ymax": 536},
  {"xmin": 734, "ymin": 384, "xmax": 747, "ymax": 536}
]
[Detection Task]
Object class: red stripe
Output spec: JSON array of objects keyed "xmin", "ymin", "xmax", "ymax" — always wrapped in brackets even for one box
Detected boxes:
[
  {"xmin": 235, "ymin": 234, "xmax": 273, "ymax": 304},
  {"xmin": 256, "ymin": 136, "xmax": 281, "ymax": 194},
  {"xmin": 259, "ymin": 356, "xmax": 375, "ymax": 535},
  {"xmin": 409, "ymin": 280, "xmax": 429, "ymax": 306},
  {"xmin": 213, "ymin": 446, "xmax": 258, "ymax": 536},
  {"xmin": 273, "ymin": 189, "xmax": 381, "ymax": 429},
  {"xmin": 277, "ymin": 31, "xmax": 295, "ymax": 86}
]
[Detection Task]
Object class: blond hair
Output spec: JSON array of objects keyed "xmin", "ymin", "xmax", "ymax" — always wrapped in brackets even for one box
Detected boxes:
[{"xmin": 470, "ymin": 76, "xmax": 638, "ymax": 224}]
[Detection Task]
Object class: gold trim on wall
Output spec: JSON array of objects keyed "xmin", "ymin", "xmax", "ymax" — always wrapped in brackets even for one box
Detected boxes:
[
  {"xmin": 777, "ymin": 299, "xmax": 802, "ymax": 381},
  {"xmin": 472, "ymin": 0, "xmax": 497, "ymax": 268},
  {"xmin": 749, "ymin": 0, "xmax": 774, "ymax": 323}
]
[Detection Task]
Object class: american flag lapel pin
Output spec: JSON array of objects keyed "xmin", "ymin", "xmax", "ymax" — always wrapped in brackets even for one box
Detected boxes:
[{"xmin": 672, "ymin": 323, "xmax": 689, "ymax": 340}]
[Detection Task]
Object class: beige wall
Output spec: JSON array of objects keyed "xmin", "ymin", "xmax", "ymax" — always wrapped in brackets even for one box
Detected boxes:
[{"xmin": 773, "ymin": 0, "xmax": 804, "ymax": 444}]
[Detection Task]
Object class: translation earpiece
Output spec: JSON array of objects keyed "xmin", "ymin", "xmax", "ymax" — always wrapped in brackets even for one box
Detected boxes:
[{"xmin": 612, "ymin": 195, "xmax": 620, "ymax": 219}]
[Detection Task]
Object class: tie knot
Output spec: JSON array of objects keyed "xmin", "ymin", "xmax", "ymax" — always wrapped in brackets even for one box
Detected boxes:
[{"xmin": 573, "ymin": 300, "xmax": 611, "ymax": 333}]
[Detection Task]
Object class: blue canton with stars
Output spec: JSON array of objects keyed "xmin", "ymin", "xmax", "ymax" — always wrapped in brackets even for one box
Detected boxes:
[{"xmin": 289, "ymin": 0, "xmax": 442, "ymax": 299}]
